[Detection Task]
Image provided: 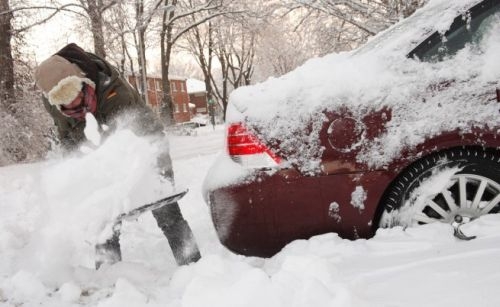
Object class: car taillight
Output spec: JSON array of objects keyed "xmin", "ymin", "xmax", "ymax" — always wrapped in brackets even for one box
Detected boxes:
[{"xmin": 227, "ymin": 122, "xmax": 282, "ymax": 168}]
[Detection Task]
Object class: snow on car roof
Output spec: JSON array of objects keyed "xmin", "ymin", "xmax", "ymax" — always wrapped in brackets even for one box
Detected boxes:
[{"xmin": 227, "ymin": 0, "xmax": 500, "ymax": 172}]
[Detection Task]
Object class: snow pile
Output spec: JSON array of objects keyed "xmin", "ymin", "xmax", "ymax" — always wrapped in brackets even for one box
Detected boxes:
[
  {"xmin": 227, "ymin": 0, "xmax": 500, "ymax": 174},
  {"xmin": 0, "ymin": 117, "xmax": 172, "ymax": 284}
]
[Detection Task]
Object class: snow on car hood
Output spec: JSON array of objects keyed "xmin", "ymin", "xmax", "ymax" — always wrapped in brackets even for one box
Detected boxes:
[{"xmin": 227, "ymin": 0, "xmax": 500, "ymax": 172}]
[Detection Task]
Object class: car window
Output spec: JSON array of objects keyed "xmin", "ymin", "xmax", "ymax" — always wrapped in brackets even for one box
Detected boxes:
[{"xmin": 409, "ymin": 0, "xmax": 500, "ymax": 62}]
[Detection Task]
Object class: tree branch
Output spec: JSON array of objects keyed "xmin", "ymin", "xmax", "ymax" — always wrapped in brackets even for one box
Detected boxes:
[
  {"xmin": 171, "ymin": 10, "xmax": 231, "ymax": 45},
  {"xmin": 8, "ymin": 4, "xmax": 87, "ymax": 33},
  {"xmin": 0, "ymin": 4, "xmax": 83, "ymax": 15}
]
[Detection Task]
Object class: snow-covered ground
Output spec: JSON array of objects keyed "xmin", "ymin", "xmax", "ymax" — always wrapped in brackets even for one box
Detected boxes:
[{"xmin": 1, "ymin": 125, "xmax": 500, "ymax": 306}]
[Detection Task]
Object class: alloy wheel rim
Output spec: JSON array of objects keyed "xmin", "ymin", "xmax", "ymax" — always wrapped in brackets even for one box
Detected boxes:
[{"xmin": 413, "ymin": 174, "xmax": 500, "ymax": 225}]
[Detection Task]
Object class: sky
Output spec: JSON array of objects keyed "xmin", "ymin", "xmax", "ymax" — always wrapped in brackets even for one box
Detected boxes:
[
  {"xmin": 26, "ymin": 9, "xmax": 81, "ymax": 62},
  {"xmin": 24, "ymin": 6, "xmax": 199, "ymax": 77}
]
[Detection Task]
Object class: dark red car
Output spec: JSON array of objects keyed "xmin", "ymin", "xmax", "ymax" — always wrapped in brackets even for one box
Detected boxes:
[{"xmin": 204, "ymin": 0, "xmax": 500, "ymax": 257}]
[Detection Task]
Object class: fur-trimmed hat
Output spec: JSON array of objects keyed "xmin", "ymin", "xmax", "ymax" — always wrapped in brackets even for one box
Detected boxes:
[{"xmin": 35, "ymin": 55, "xmax": 95, "ymax": 106}]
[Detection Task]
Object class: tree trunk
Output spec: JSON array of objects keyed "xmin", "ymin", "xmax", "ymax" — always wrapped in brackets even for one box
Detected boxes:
[
  {"xmin": 193, "ymin": 22, "xmax": 214, "ymax": 106},
  {"xmin": 159, "ymin": 0, "xmax": 176, "ymax": 126},
  {"xmin": 206, "ymin": 22, "xmax": 213, "ymax": 100},
  {"xmin": 87, "ymin": 0, "xmax": 106, "ymax": 58},
  {"xmin": 134, "ymin": 0, "xmax": 148, "ymax": 103},
  {"xmin": 219, "ymin": 52, "xmax": 228, "ymax": 121},
  {"xmin": 0, "ymin": 0, "xmax": 15, "ymax": 110}
]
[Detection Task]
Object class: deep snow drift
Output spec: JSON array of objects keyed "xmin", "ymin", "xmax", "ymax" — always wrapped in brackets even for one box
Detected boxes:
[{"xmin": 1, "ymin": 125, "xmax": 500, "ymax": 306}]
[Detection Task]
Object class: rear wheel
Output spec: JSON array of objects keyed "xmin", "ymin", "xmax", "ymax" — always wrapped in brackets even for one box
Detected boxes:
[{"xmin": 379, "ymin": 147, "xmax": 500, "ymax": 228}]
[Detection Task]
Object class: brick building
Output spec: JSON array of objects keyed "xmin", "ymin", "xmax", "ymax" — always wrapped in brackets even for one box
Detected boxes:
[
  {"xmin": 128, "ymin": 75, "xmax": 191, "ymax": 123},
  {"xmin": 188, "ymin": 91, "xmax": 208, "ymax": 115}
]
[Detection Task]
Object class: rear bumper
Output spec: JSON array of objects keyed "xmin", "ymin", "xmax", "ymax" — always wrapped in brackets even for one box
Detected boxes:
[{"xmin": 207, "ymin": 169, "xmax": 392, "ymax": 257}]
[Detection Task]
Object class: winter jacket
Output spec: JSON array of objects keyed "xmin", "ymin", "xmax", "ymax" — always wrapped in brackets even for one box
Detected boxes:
[{"xmin": 42, "ymin": 44, "xmax": 163, "ymax": 151}]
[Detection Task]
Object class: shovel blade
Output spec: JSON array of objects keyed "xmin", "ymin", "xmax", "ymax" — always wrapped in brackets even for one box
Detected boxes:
[{"xmin": 95, "ymin": 190, "xmax": 188, "ymax": 269}]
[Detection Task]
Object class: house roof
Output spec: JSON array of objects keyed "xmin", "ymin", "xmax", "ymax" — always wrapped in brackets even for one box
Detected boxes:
[{"xmin": 187, "ymin": 78, "xmax": 206, "ymax": 93}]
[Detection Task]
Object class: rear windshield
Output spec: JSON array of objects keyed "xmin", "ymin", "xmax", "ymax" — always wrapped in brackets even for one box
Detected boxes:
[{"xmin": 409, "ymin": 0, "xmax": 500, "ymax": 62}]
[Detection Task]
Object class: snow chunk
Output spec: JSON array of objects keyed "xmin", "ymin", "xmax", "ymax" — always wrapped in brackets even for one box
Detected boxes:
[
  {"xmin": 328, "ymin": 202, "xmax": 341, "ymax": 223},
  {"xmin": 58, "ymin": 281, "xmax": 82, "ymax": 302},
  {"xmin": 84, "ymin": 112, "xmax": 102, "ymax": 147},
  {"xmin": 351, "ymin": 186, "xmax": 367, "ymax": 211},
  {"xmin": 98, "ymin": 278, "xmax": 147, "ymax": 307},
  {"xmin": 7, "ymin": 270, "xmax": 47, "ymax": 300},
  {"xmin": 181, "ymin": 255, "xmax": 276, "ymax": 307}
]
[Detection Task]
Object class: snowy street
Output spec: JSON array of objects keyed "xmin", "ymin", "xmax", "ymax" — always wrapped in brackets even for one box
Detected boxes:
[{"xmin": 1, "ymin": 125, "xmax": 500, "ymax": 306}]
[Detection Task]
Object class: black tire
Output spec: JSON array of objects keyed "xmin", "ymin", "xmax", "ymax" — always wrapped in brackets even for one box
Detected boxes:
[{"xmin": 379, "ymin": 146, "xmax": 500, "ymax": 227}]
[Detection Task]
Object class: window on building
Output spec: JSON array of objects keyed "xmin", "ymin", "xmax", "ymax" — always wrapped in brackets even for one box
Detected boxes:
[
  {"xmin": 180, "ymin": 82, "xmax": 185, "ymax": 92},
  {"xmin": 171, "ymin": 82, "xmax": 177, "ymax": 92},
  {"xmin": 155, "ymin": 80, "xmax": 161, "ymax": 91},
  {"xmin": 182, "ymin": 103, "xmax": 187, "ymax": 113},
  {"xmin": 174, "ymin": 104, "xmax": 179, "ymax": 113}
]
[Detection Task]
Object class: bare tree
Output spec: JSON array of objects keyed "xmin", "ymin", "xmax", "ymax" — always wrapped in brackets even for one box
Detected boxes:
[
  {"xmin": 183, "ymin": 1, "xmax": 272, "ymax": 120},
  {"xmin": 77, "ymin": 0, "xmax": 117, "ymax": 58},
  {"xmin": 104, "ymin": 1, "xmax": 131, "ymax": 74},
  {"xmin": 1, "ymin": 0, "xmax": 76, "ymax": 109},
  {"xmin": 284, "ymin": 0, "xmax": 427, "ymax": 39},
  {"xmin": 133, "ymin": 0, "xmax": 167, "ymax": 104},
  {"xmin": 224, "ymin": 19, "xmax": 256, "ymax": 88},
  {"xmin": 256, "ymin": 22, "xmax": 311, "ymax": 77},
  {"xmin": 102, "ymin": 0, "xmax": 164, "ymax": 104},
  {"xmin": 208, "ymin": 14, "xmax": 258, "ymax": 118},
  {"xmin": 4, "ymin": 1, "xmax": 118, "ymax": 58},
  {"xmin": 0, "ymin": 0, "xmax": 14, "ymax": 109},
  {"xmin": 186, "ymin": 20, "xmax": 215, "ymax": 110},
  {"xmin": 248, "ymin": 0, "xmax": 427, "ymax": 81},
  {"xmin": 158, "ymin": 0, "xmax": 227, "ymax": 126},
  {"xmin": 0, "ymin": 0, "xmax": 55, "ymax": 165},
  {"xmin": 385, "ymin": 0, "xmax": 427, "ymax": 18},
  {"xmin": 211, "ymin": 21, "xmax": 229, "ymax": 119}
]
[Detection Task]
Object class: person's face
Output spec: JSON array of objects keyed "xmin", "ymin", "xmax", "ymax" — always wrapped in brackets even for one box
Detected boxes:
[{"xmin": 60, "ymin": 86, "xmax": 86, "ymax": 119}]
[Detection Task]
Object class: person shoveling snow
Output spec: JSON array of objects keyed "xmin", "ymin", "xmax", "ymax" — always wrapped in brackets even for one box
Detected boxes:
[{"xmin": 33, "ymin": 43, "xmax": 201, "ymax": 268}]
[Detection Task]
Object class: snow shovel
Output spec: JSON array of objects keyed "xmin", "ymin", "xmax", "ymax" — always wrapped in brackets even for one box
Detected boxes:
[{"xmin": 95, "ymin": 189, "xmax": 188, "ymax": 269}]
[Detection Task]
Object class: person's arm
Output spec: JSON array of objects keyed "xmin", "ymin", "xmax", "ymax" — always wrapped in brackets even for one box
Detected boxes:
[
  {"xmin": 98, "ymin": 77, "xmax": 174, "ymax": 180},
  {"xmin": 98, "ymin": 76, "xmax": 164, "ymax": 137}
]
